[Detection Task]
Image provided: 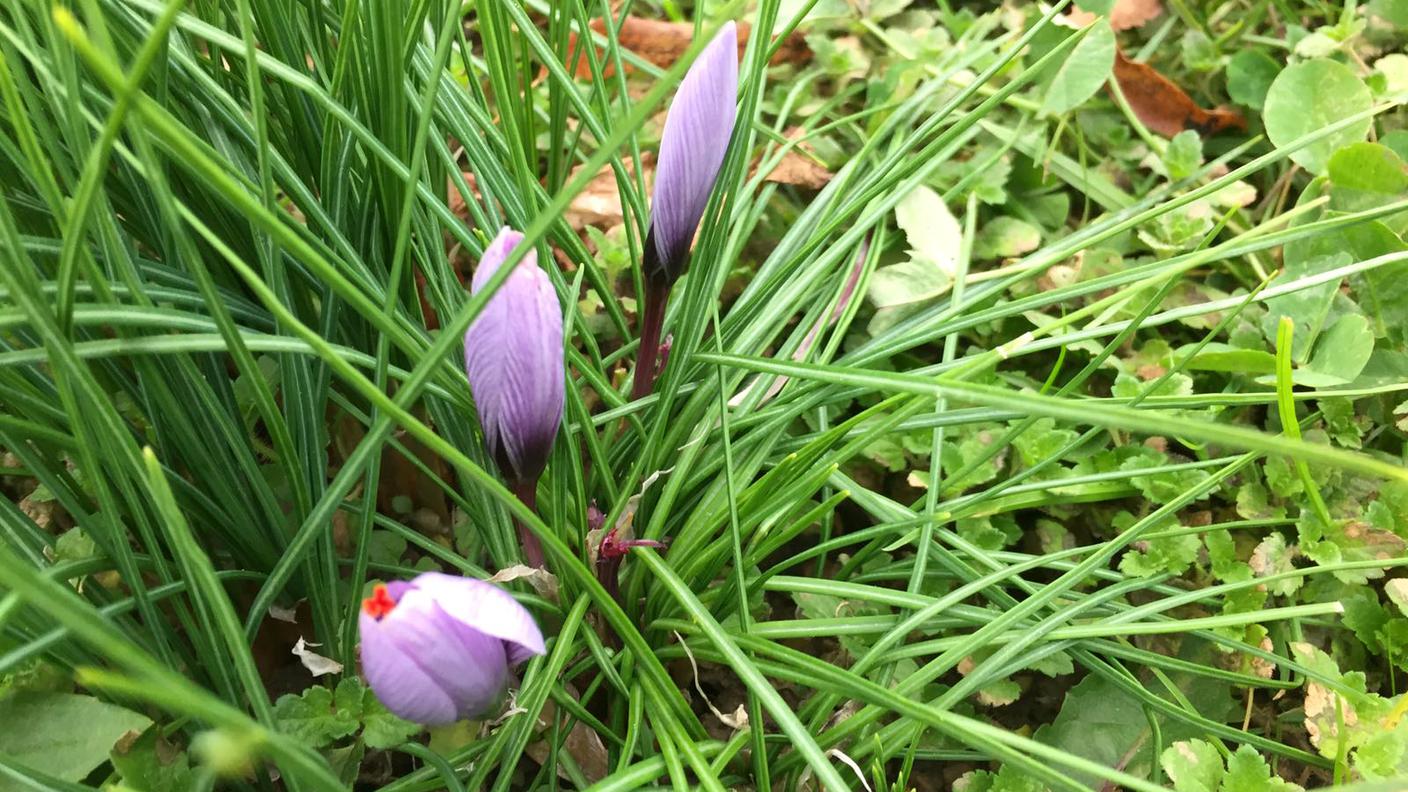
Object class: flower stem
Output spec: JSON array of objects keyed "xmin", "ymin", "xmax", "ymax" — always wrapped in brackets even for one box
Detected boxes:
[
  {"xmin": 630, "ymin": 279, "xmax": 670, "ymax": 402},
  {"xmin": 511, "ymin": 478, "xmax": 546, "ymax": 569},
  {"xmin": 597, "ymin": 554, "xmax": 623, "ymax": 603}
]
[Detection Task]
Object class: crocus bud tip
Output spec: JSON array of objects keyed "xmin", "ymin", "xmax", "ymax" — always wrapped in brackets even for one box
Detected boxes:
[{"xmin": 645, "ymin": 21, "xmax": 740, "ymax": 285}]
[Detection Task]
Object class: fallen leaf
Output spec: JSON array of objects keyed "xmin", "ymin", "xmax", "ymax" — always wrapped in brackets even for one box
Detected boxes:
[
  {"xmin": 1113, "ymin": 50, "xmax": 1246, "ymax": 138},
  {"xmin": 765, "ymin": 153, "xmax": 827, "ymax": 190},
  {"xmin": 446, "ymin": 171, "xmax": 479, "ymax": 221},
  {"xmin": 488, "ymin": 564, "xmax": 561, "ymax": 602},
  {"xmin": 760, "ymin": 128, "xmax": 833, "ymax": 190},
  {"xmin": 268, "ymin": 604, "xmax": 298, "ymax": 624},
  {"xmin": 675, "ymin": 632, "xmax": 748, "ymax": 731},
  {"xmin": 565, "ymin": 17, "xmax": 810, "ymax": 79},
  {"xmin": 1067, "ymin": 0, "xmax": 1163, "ymax": 31},
  {"xmin": 292, "ymin": 638, "xmax": 343, "ymax": 677},
  {"xmin": 526, "ymin": 694, "xmax": 609, "ymax": 783},
  {"xmin": 563, "ymin": 155, "xmax": 652, "ymax": 231}
]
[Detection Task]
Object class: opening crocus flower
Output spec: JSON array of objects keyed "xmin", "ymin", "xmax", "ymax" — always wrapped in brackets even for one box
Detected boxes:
[
  {"xmin": 359, "ymin": 572, "xmax": 546, "ymax": 725},
  {"xmin": 464, "ymin": 227, "xmax": 564, "ymax": 566},
  {"xmin": 632, "ymin": 21, "xmax": 739, "ymax": 400}
]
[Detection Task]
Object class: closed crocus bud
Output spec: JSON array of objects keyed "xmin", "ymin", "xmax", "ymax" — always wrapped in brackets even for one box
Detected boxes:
[
  {"xmin": 644, "ymin": 21, "xmax": 739, "ymax": 287},
  {"xmin": 359, "ymin": 572, "xmax": 546, "ymax": 725},
  {"xmin": 464, "ymin": 227, "xmax": 565, "ymax": 485}
]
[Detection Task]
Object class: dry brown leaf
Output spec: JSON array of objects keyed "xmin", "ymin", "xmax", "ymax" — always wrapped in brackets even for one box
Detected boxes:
[
  {"xmin": 675, "ymin": 631, "xmax": 749, "ymax": 732},
  {"xmin": 763, "ymin": 150, "xmax": 832, "ymax": 189},
  {"xmin": 759, "ymin": 127, "xmax": 833, "ymax": 190},
  {"xmin": 20, "ymin": 493, "xmax": 55, "ymax": 531},
  {"xmin": 446, "ymin": 171, "xmax": 479, "ymax": 220},
  {"xmin": 291, "ymin": 637, "xmax": 343, "ymax": 677},
  {"xmin": 488, "ymin": 564, "xmax": 560, "ymax": 601},
  {"xmin": 1067, "ymin": 0, "xmax": 1162, "ymax": 31},
  {"xmin": 268, "ymin": 604, "xmax": 299, "ymax": 623},
  {"xmin": 565, "ymin": 17, "xmax": 810, "ymax": 79},
  {"xmin": 563, "ymin": 154, "xmax": 653, "ymax": 231},
  {"xmin": 525, "ymin": 695, "xmax": 609, "ymax": 783},
  {"xmin": 1113, "ymin": 50, "xmax": 1246, "ymax": 138}
]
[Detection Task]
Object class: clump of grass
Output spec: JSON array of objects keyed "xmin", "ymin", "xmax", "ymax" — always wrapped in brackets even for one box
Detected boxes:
[{"xmin": 1, "ymin": 0, "xmax": 1407, "ymax": 789}]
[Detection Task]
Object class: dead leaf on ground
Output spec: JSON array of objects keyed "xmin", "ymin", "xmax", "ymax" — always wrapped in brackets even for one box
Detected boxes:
[
  {"xmin": 488, "ymin": 564, "xmax": 561, "ymax": 602},
  {"xmin": 292, "ymin": 637, "xmax": 344, "ymax": 677},
  {"xmin": 446, "ymin": 171, "xmax": 479, "ymax": 221},
  {"xmin": 564, "ymin": 17, "xmax": 810, "ymax": 79},
  {"xmin": 525, "ymin": 694, "xmax": 609, "ymax": 783},
  {"xmin": 1113, "ymin": 50, "xmax": 1246, "ymax": 138},
  {"xmin": 675, "ymin": 631, "xmax": 749, "ymax": 732},
  {"xmin": 563, "ymin": 154, "xmax": 653, "ymax": 231},
  {"xmin": 757, "ymin": 126, "xmax": 833, "ymax": 190},
  {"xmin": 1067, "ymin": 0, "xmax": 1163, "ymax": 31},
  {"xmin": 268, "ymin": 603, "xmax": 299, "ymax": 623}
]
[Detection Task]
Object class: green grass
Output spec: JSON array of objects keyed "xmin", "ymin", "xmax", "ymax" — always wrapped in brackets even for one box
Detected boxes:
[{"xmin": 2, "ymin": 0, "xmax": 1408, "ymax": 789}]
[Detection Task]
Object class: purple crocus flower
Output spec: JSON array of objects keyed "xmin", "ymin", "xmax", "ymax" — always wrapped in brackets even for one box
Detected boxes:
[
  {"xmin": 643, "ymin": 20, "xmax": 740, "ymax": 287},
  {"xmin": 464, "ymin": 227, "xmax": 565, "ymax": 485},
  {"xmin": 630, "ymin": 22, "xmax": 739, "ymax": 401},
  {"xmin": 359, "ymin": 572, "xmax": 546, "ymax": 725}
]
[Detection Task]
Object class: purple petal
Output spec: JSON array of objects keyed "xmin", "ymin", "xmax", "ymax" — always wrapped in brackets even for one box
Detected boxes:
[
  {"xmin": 464, "ymin": 227, "xmax": 565, "ymax": 483},
  {"xmin": 409, "ymin": 572, "xmax": 547, "ymax": 665},
  {"xmin": 359, "ymin": 609, "xmax": 459, "ymax": 725},
  {"xmin": 371, "ymin": 588, "xmax": 510, "ymax": 722},
  {"xmin": 647, "ymin": 21, "xmax": 739, "ymax": 284}
]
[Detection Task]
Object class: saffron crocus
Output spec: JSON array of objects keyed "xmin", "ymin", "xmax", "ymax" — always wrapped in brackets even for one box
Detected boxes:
[
  {"xmin": 632, "ymin": 21, "xmax": 739, "ymax": 400},
  {"xmin": 644, "ymin": 20, "xmax": 740, "ymax": 287},
  {"xmin": 464, "ymin": 227, "xmax": 564, "ymax": 566},
  {"xmin": 359, "ymin": 572, "xmax": 545, "ymax": 725}
]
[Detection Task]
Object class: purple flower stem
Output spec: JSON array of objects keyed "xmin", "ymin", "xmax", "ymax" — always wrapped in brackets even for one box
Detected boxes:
[
  {"xmin": 597, "ymin": 553, "xmax": 624, "ymax": 605},
  {"xmin": 511, "ymin": 477, "xmax": 546, "ymax": 569},
  {"xmin": 630, "ymin": 279, "xmax": 671, "ymax": 402}
]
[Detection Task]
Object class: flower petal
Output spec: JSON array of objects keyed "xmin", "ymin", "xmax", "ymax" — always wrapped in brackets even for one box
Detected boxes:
[
  {"xmin": 359, "ymin": 609, "xmax": 458, "ymax": 725},
  {"xmin": 409, "ymin": 572, "xmax": 547, "ymax": 665},
  {"xmin": 648, "ymin": 21, "xmax": 739, "ymax": 283},
  {"xmin": 464, "ymin": 227, "xmax": 565, "ymax": 482},
  {"xmin": 379, "ymin": 588, "xmax": 510, "ymax": 721}
]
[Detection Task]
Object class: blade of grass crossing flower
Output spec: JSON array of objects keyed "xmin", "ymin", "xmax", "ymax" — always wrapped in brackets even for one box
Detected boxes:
[{"xmin": 351, "ymin": 0, "xmax": 462, "ymax": 659}]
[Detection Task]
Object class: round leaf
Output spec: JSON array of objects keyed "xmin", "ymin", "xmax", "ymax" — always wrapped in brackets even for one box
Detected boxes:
[
  {"xmin": 1041, "ymin": 20, "xmax": 1116, "ymax": 116},
  {"xmin": 0, "ymin": 692, "xmax": 153, "ymax": 782},
  {"xmin": 1226, "ymin": 50, "xmax": 1280, "ymax": 109},
  {"xmin": 1264, "ymin": 58, "xmax": 1372, "ymax": 175}
]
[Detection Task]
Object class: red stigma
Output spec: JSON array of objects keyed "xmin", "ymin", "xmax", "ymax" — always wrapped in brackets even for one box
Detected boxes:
[
  {"xmin": 598, "ymin": 527, "xmax": 669, "ymax": 559},
  {"xmin": 362, "ymin": 584, "xmax": 397, "ymax": 620}
]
